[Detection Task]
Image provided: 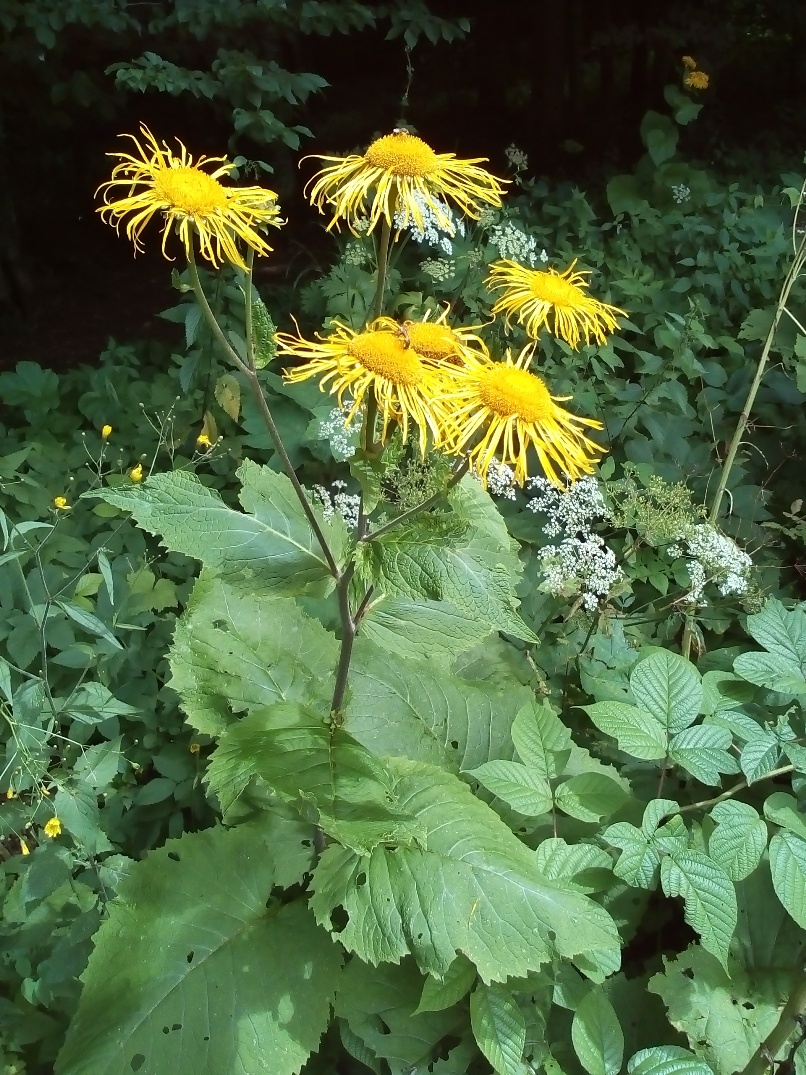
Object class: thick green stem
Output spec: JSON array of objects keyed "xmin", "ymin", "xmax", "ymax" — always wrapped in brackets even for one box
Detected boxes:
[
  {"xmin": 186, "ymin": 246, "xmax": 339, "ymax": 579},
  {"xmin": 371, "ymin": 212, "xmax": 394, "ymax": 323},
  {"xmin": 742, "ymin": 966, "xmax": 806, "ymax": 1075},
  {"xmin": 330, "ymin": 565, "xmax": 356, "ymax": 714},
  {"xmin": 709, "ymin": 236, "xmax": 806, "ymax": 525}
]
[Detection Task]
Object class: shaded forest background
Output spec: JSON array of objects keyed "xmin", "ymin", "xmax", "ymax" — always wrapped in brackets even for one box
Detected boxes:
[{"xmin": 1, "ymin": 0, "xmax": 805, "ymax": 370}]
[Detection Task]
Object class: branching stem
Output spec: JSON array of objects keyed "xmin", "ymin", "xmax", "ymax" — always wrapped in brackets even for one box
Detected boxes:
[
  {"xmin": 678, "ymin": 763, "xmax": 794, "ymax": 814},
  {"xmin": 742, "ymin": 966, "xmax": 806, "ymax": 1075},
  {"xmin": 361, "ymin": 458, "xmax": 470, "ymax": 543}
]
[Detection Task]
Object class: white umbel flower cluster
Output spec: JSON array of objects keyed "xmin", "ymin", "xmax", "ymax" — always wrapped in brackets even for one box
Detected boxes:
[
  {"xmin": 318, "ymin": 407, "xmax": 357, "ymax": 461},
  {"xmin": 526, "ymin": 476, "xmax": 623, "ymax": 611},
  {"xmin": 313, "ymin": 480, "xmax": 361, "ymax": 530},
  {"xmin": 668, "ymin": 523, "xmax": 753, "ymax": 604},
  {"xmin": 671, "ymin": 183, "xmax": 691, "ymax": 204},
  {"xmin": 420, "ymin": 257, "xmax": 455, "ymax": 282},
  {"xmin": 487, "ymin": 220, "xmax": 542, "ymax": 266},
  {"xmin": 485, "ymin": 461, "xmax": 517, "ymax": 500},
  {"xmin": 394, "ymin": 191, "xmax": 465, "ymax": 255}
]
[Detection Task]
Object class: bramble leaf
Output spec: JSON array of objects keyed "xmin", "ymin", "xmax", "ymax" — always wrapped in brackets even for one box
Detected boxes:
[
  {"xmin": 580, "ymin": 701, "xmax": 666, "ymax": 760},
  {"xmin": 572, "ymin": 987, "xmax": 624, "ymax": 1075},
  {"xmin": 668, "ymin": 725, "xmax": 739, "ymax": 786},
  {"xmin": 769, "ymin": 830, "xmax": 806, "ymax": 929},
  {"xmin": 660, "ymin": 850, "xmax": 737, "ymax": 971},
  {"xmin": 470, "ymin": 983, "xmax": 527, "ymax": 1075},
  {"xmin": 708, "ymin": 802, "xmax": 767, "ymax": 881},
  {"xmin": 468, "ymin": 760, "xmax": 553, "ymax": 816},
  {"xmin": 630, "ymin": 651, "xmax": 702, "ymax": 734}
]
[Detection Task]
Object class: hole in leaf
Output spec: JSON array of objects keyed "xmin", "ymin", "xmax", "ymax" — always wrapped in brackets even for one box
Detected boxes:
[
  {"xmin": 356, "ymin": 872, "xmax": 367, "ymax": 887},
  {"xmin": 682, "ymin": 968, "xmax": 694, "ymax": 980},
  {"xmin": 203, "ymin": 1036, "xmax": 210, "ymax": 1042},
  {"xmin": 301, "ymin": 839, "xmax": 312, "ymax": 848},
  {"xmin": 131, "ymin": 1055, "xmax": 146, "ymax": 1072},
  {"xmin": 329, "ymin": 906, "xmax": 349, "ymax": 933},
  {"xmin": 212, "ymin": 619, "xmax": 227, "ymax": 630},
  {"xmin": 450, "ymin": 740, "xmax": 459, "ymax": 750},
  {"xmin": 167, "ymin": 852, "xmax": 180, "ymax": 862},
  {"xmin": 742, "ymin": 1002, "xmax": 754, "ymax": 1010},
  {"xmin": 172, "ymin": 1023, "xmax": 181, "ymax": 1031},
  {"xmin": 162, "ymin": 1027, "xmax": 170, "ymax": 1035},
  {"xmin": 186, "ymin": 952, "xmax": 194, "ymax": 964}
]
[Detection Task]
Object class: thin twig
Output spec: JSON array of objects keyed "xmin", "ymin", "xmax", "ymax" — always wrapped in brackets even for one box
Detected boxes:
[
  {"xmin": 360, "ymin": 458, "xmax": 470, "ymax": 543},
  {"xmin": 678, "ymin": 764, "xmax": 794, "ymax": 813}
]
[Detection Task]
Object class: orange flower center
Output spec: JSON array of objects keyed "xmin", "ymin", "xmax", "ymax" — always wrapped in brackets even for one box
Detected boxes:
[
  {"xmin": 154, "ymin": 165, "xmax": 228, "ymax": 216},
  {"xmin": 529, "ymin": 270, "xmax": 582, "ymax": 308},
  {"xmin": 404, "ymin": 321, "xmax": 458, "ymax": 362},
  {"xmin": 364, "ymin": 132, "xmax": 439, "ymax": 178},
  {"xmin": 348, "ymin": 331, "xmax": 426, "ymax": 386},
  {"xmin": 478, "ymin": 366, "xmax": 553, "ymax": 423}
]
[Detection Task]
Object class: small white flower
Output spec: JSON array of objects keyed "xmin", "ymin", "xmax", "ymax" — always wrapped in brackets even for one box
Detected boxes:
[
  {"xmin": 343, "ymin": 240, "xmax": 368, "ymax": 266},
  {"xmin": 526, "ymin": 475, "xmax": 611, "ymax": 537},
  {"xmin": 488, "ymin": 221, "xmax": 540, "ymax": 267},
  {"xmin": 395, "ymin": 191, "xmax": 465, "ymax": 255},
  {"xmin": 318, "ymin": 407, "xmax": 357, "ymax": 461},
  {"xmin": 537, "ymin": 535, "xmax": 623, "ymax": 610},
  {"xmin": 313, "ymin": 480, "xmax": 361, "ymax": 530},
  {"xmin": 671, "ymin": 183, "xmax": 691, "ymax": 204},
  {"xmin": 421, "ymin": 257, "xmax": 456, "ymax": 282},
  {"xmin": 485, "ymin": 461, "xmax": 517, "ymax": 500}
]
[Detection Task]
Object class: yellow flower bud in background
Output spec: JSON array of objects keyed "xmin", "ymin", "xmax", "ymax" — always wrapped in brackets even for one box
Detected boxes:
[
  {"xmin": 682, "ymin": 55, "xmax": 697, "ymax": 69},
  {"xmin": 44, "ymin": 817, "xmax": 62, "ymax": 839},
  {"xmin": 130, "ymin": 463, "xmax": 144, "ymax": 483},
  {"xmin": 196, "ymin": 433, "xmax": 213, "ymax": 451},
  {"xmin": 53, "ymin": 496, "xmax": 70, "ymax": 510},
  {"xmin": 102, "ymin": 424, "xmax": 113, "ymax": 439},
  {"xmin": 20, "ymin": 838, "xmax": 30, "ymax": 856}
]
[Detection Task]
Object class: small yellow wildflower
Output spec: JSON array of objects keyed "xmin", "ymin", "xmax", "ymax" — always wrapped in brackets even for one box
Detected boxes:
[
  {"xmin": 101, "ymin": 424, "xmax": 113, "ymax": 439},
  {"xmin": 6, "ymin": 787, "xmax": 14, "ymax": 799},
  {"xmin": 195, "ymin": 433, "xmax": 213, "ymax": 450},
  {"xmin": 487, "ymin": 259, "xmax": 625, "ymax": 350},
  {"xmin": 97, "ymin": 124, "xmax": 284, "ymax": 269},
  {"xmin": 684, "ymin": 70, "xmax": 709, "ymax": 91},
  {"xmin": 305, "ymin": 129, "xmax": 507, "ymax": 235},
  {"xmin": 44, "ymin": 817, "xmax": 62, "ymax": 839},
  {"xmin": 189, "ymin": 742, "xmax": 201, "ymax": 754},
  {"xmin": 129, "ymin": 463, "xmax": 144, "ymax": 483},
  {"xmin": 53, "ymin": 496, "xmax": 71, "ymax": 511},
  {"xmin": 20, "ymin": 838, "xmax": 30, "ymax": 856},
  {"xmin": 682, "ymin": 55, "xmax": 697, "ymax": 70},
  {"xmin": 441, "ymin": 346, "xmax": 605, "ymax": 487}
]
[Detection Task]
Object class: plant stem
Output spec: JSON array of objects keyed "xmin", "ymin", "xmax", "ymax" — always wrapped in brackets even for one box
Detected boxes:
[
  {"xmin": 185, "ymin": 246, "xmax": 339, "ymax": 579},
  {"xmin": 371, "ymin": 212, "xmax": 394, "ymax": 323},
  {"xmin": 678, "ymin": 764, "xmax": 794, "ymax": 814},
  {"xmin": 360, "ymin": 458, "xmax": 470, "ymax": 543},
  {"xmin": 742, "ymin": 966, "xmax": 806, "ymax": 1075},
  {"xmin": 330, "ymin": 564, "xmax": 356, "ymax": 714},
  {"xmin": 709, "ymin": 234, "xmax": 806, "ymax": 526}
]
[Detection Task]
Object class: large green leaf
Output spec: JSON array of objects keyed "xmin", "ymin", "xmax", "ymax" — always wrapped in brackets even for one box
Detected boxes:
[
  {"xmin": 206, "ymin": 702, "xmax": 418, "ymax": 853},
  {"xmin": 170, "ymin": 572, "xmax": 338, "ymax": 735},
  {"xmin": 88, "ymin": 462, "xmax": 338, "ymax": 597},
  {"xmin": 468, "ymin": 760, "xmax": 553, "ymax": 817},
  {"xmin": 628, "ymin": 1046, "xmax": 715, "ymax": 1075},
  {"xmin": 310, "ymin": 758, "xmax": 621, "ymax": 983},
  {"xmin": 572, "ymin": 987, "xmax": 624, "ymax": 1075},
  {"xmin": 56, "ymin": 823, "xmax": 340, "ymax": 1075},
  {"xmin": 660, "ymin": 850, "xmax": 737, "ymax": 971},
  {"xmin": 346, "ymin": 641, "xmax": 531, "ymax": 772},
  {"xmin": 630, "ymin": 651, "xmax": 702, "ymax": 734},
  {"xmin": 733, "ymin": 652, "xmax": 806, "ymax": 695},
  {"xmin": 769, "ymin": 830, "xmax": 806, "ymax": 929},
  {"xmin": 359, "ymin": 595, "xmax": 491, "ymax": 662},
  {"xmin": 743, "ymin": 599, "xmax": 806, "ymax": 670},
  {"xmin": 707, "ymin": 802, "xmax": 767, "ymax": 882},
  {"xmin": 580, "ymin": 701, "xmax": 666, "ymax": 761},
  {"xmin": 668, "ymin": 726, "xmax": 739, "ymax": 786},
  {"xmin": 361, "ymin": 476, "xmax": 537, "ymax": 641},
  {"xmin": 511, "ymin": 698, "xmax": 571, "ymax": 780},
  {"xmin": 470, "ymin": 983, "xmax": 527, "ymax": 1075}
]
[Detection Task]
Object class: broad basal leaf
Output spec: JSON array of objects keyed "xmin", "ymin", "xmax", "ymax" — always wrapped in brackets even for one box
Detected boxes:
[
  {"xmin": 660, "ymin": 850, "xmax": 737, "ymax": 971},
  {"xmin": 668, "ymin": 726, "xmax": 739, "ymax": 786},
  {"xmin": 56, "ymin": 824, "xmax": 340, "ymax": 1075},
  {"xmin": 470, "ymin": 983, "xmax": 527, "ymax": 1075},
  {"xmin": 311, "ymin": 758, "xmax": 621, "ymax": 983},
  {"xmin": 169, "ymin": 572, "xmax": 338, "ymax": 735},
  {"xmin": 572, "ymin": 987, "xmax": 624, "ymax": 1075},
  {"xmin": 347, "ymin": 641, "xmax": 531, "ymax": 772},
  {"xmin": 580, "ymin": 702, "xmax": 666, "ymax": 761},
  {"xmin": 630, "ymin": 651, "xmax": 702, "ymax": 735},
  {"xmin": 707, "ymin": 802, "xmax": 767, "ymax": 882},
  {"xmin": 206, "ymin": 702, "xmax": 417, "ymax": 853},
  {"xmin": 88, "ymin": 463, "xmax": 337, "ymax": 597}
]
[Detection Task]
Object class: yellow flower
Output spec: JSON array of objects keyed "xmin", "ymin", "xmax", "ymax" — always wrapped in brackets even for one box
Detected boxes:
[
  {"xmin": 53, "ymin": 496, "xmax": 70, "ymax": 511},
  {"xmin": 97, "ymin": 125, "xmax": 283, "ymax": 269},
  {"xmin": 684, "ymin": 70, "xmax": 709, "ymax": 91},
  {"xmin": 130, "ymin": 463, "xmax": 144, "ymax": 483},
  {"xmin": 374, "ymin": 309, "xmax": 488, "ymax": 368},
  {"xmin": 305, "ymin": 129, "xmax": 507, "ymax": 235},
  {"xmin": 195, "ymin": 433, "xmax": 213, "ymax": 450},
  {"xmin": 442, "ymin": 346, "xmax": 604, "ymax": 487},
  {"xmin": 487, "ymin": 259, "xmax": 625, "ymax": 349},
  {"xmin": 101, "ymin": 424, "xmax": 113, "ymax": 439},
  {"xmin": 20, "ymin": 838, "xmax": 30, "ymax": 856},
  {"xmin": 682, "ymin": 55, "xmax": 697, "ymax": 70},
  {"xmin": 277, "ymin": 320, "xmax": 455, "ymax": 453},
  {"xmin": 6, "ymin": 787, "xmax": 14, "ymax": 799},
  {"xmin": 189, "ymin": 742, "xmax": 201, "ymax": 754},
  {"xmin": 44, "ymin": 817, "xmax": 62, "ymax": 839}
]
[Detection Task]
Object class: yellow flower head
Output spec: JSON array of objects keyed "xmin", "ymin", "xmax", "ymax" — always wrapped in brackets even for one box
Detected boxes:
[
  {"xmin": 277, "ymin": 319, "xmax": 456, "ymax": 454},
  {"xmin": 6, "ymin": 787, "xmax": 14, "ymax": 799},
  {"xmin": 305, "ymin": 129, "xmax": 507, "ymax": 235},
  {"xmin": 20, "ymin": 838, "xmax": 30, "ymax": 856},
  {"xmin": 487, "ymin": 259, "xmax": 625, "ymax": 349},
  {"xmin": 441, "ymin": 346, "xmax": 604, "ymax": 487},
  {"xmin": 101, "ymin": 424, "xmax": 113, "ymax": 439},
  {"xmin": 53, "ymin": 496, "xmax": 70, "ymax": 511},
  {"xmin": 129, "ymin": 463, "xmax": 144, "ymax": 483},
  {"xmin": 44, "ymin": 817, "xmax": 62, "ymax": 839},
  {"xmin": 97, "ymin": 125, "xmax": 284, "ymax": 269},
  {"xmin": 195, "ymin": 433, "xmax": 213, "ymax": 450},
  {"xmin": 189, "ymin": 742, "xmax": 201, "ymax": 754},
  {"xmin": 373, "ymin": 309, "xmax": 488, "ymax": 368},
  {"xmin": 684, "ymin": 70, "xmax": 709, "ymax": 91},
  {"xmin": 682, "ymin": 55, "xmax": 697, "ymax": 70}
]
